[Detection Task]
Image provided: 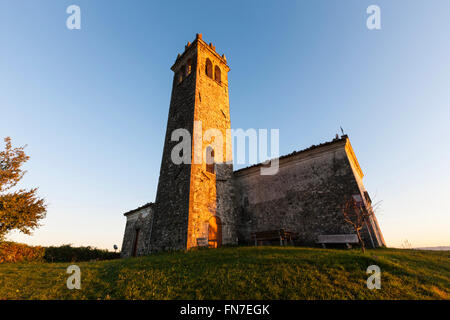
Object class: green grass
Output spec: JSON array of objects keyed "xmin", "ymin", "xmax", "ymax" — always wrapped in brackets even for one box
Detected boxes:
[{"xmin": 0, "ymin": 246, "xmax": 449, "ymax": 300}]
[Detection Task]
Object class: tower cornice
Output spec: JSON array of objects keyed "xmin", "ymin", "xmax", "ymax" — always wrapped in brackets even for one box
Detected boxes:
[{"xmin": 171, "ymin": 34, "xmax": 230, "ymax": 72}]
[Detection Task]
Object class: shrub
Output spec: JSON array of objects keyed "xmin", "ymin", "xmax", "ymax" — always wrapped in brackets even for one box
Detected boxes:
[
  {"xmin": 0, "ymin": 242, "xmax": 120, "ymax": 263},
  {"xmin": 0, "ymin": 241, "xmax": 45, "ymax": 263},
  {"xmin": 43, "ymin": 244, "xmax": 120, "ymax": 262}
]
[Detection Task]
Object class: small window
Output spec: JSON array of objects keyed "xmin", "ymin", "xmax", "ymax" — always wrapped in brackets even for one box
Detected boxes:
[
  {"xmin": 186, "ymin": 59, "xmax": 192, "ymax": 76},
  {"xmin": 206, "ymin": 146, "xmax": 215, "ymax": 174},
  {"xmin": 214, "ymin": 66, "xmax": 221, "ymax": 83},
  {"xmin": 205, "ymin": 58, "xmax": 213, "ymax": 78}
]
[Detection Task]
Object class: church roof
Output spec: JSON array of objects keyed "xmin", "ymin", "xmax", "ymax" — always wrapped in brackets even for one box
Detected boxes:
[
  {"xmin": 123, "ymin": 202, "xmax": 154, "ymax": 216},
  {"xmin": 233, "ymin": 135, "xmax": 349, "ymax": 174}
]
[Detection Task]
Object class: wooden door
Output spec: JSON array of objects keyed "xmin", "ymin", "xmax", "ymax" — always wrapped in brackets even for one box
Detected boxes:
[
  {"xmin": 208, "ymin": 216, "xmax": 222, "ymax": 248},
  {"xmin": 132, "ymin": 229, "xmax": 140, "ymax": 257}
]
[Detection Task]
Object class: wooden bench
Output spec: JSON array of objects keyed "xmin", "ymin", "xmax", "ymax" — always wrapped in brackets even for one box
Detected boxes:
[
  {"xmin": 251, "ymin": 229, "xmax": 297, "ymax": 246},
  {"xmin": 196, "ymin": 237, "xmax": 208, "ymax": 247},
  {"xmin": 317, "ymin": 234, "xmax": 359, "ymax": 249}
]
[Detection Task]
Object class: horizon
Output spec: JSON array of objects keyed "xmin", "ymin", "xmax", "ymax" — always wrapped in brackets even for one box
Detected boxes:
[{"xmin": 2, "ymin": 0, "xmax": 450, "ymax": 250}]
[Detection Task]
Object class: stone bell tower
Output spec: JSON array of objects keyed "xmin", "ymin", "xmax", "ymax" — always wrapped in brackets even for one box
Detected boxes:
[{"xmin": 149, "ymin": 34, "xmax": 236, "ymax": 252}]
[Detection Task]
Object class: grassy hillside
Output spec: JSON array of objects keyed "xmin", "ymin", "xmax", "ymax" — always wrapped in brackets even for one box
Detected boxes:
[{"xmin": 0, "ymin": 246, "xmax": 448, "ymax": 300}]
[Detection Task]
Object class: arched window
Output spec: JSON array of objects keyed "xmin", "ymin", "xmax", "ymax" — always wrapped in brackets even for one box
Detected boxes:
[
  {"xmin": 206, "ymin": 146, "xmax": 214, "ymax": 174},
  {"xmin": 214, "ymin": 66, "xmax": 221, "ymax": 83},
  {"xmin": 205, "ymin": 58, "xmax": 213, "ymax": 78}
]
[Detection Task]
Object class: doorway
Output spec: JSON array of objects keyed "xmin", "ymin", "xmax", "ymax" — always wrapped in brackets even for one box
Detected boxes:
[
  {"xmin": 132, "ymin": 228, "xmax": 140, "ymax": 257},
  {"xmin": 208, "ymin": 216, "xmax": 222, "ymax": 248}
]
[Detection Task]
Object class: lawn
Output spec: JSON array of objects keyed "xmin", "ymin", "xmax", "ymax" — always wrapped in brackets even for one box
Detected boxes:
[{"xmin": 0, "ymin": 246, "xmax": 448, "ymax": 300}]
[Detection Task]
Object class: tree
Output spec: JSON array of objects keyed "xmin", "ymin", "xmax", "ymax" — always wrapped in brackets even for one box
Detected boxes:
[
  {"xmin": 341, "ymin": 197, "xmax": 377, "ymax": 253},
  {"xmin": 0, "ymin": 137, "xmax": 46, "ymax": 241}
]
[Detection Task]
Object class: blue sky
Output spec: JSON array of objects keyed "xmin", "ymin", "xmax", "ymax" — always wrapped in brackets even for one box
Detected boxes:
[{"xmin": 1, "ymin": 1, "xmax": 449, "ymax": 249}]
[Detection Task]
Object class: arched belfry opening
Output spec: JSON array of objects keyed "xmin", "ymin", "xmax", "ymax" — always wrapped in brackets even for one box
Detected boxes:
[
  {"xmin": 214, "ymin": 65, "xmax": 221, "ymax": 83},
  {"xmin": 208, "ymin": 216, "xmax": 222, "ymax": 248},
  {"xmin": 205, "ymin": 58, "xmax": 213, "ymax": 78}
]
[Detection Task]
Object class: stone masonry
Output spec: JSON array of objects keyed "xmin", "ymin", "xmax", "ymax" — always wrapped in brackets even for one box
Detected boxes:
[
  {"xmin": 120, "ymin": 35, "xmax": 385, "ymax": 257},
  {"xmin": 233, "ymin": 137, "xmax": 385, "ymax": 247},
  {"xmin": 121, "ymin": 203, "xmax": 154, "ymax": 258}
]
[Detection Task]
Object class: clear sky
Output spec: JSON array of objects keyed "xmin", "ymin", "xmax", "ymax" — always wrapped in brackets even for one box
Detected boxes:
[{"xmin": 1, "ymin": 0, "xmax": 449, "ymax": 250}]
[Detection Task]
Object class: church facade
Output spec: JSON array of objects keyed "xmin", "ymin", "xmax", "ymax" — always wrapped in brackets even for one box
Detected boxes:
[{"xmin": 120, "ymin": 35, "xmax": 385, "ymax": 257}]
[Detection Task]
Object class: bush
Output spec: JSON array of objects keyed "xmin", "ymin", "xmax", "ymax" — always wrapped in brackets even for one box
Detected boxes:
[
  {"xmin": 0, "ymin": 242, "xmax": 45, "ymax": 263},
  {"xmin": 43, "ymin": 244, "xmax": 120, "ymax": 262},
  {"xmin": 0, "ymin": 242, "xmax": 120, "ymax": 263}
]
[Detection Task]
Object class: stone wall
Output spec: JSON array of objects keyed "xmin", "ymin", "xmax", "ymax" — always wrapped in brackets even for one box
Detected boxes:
[
  {"xmin": 148, "ymin": 34, "xmax": 236, "ymax": 252},
  {"xmin": 120, "ymin": 35, "xmax": 385, "ymax": 255},
  {"xmin": 120, "ymin": 203, "xmax": 154, "ymax": 258},
  {"xmin": 186, "ymin": 37, "xmax": 236, "ymax": 249},
  {"xmin": 215, "ymin": 163, "xmax": 238, "ymax": 245},
  {"xmin": 233, "ymin": 137, "xmax": 385, "ymax": 247},
  {"xmin": 148, "ymin": 42, "xmax": 197, "ymax": 252}
]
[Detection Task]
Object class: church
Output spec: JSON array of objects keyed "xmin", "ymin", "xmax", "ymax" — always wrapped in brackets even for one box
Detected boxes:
[{"xmin": 120, "ymin": 34, "xmax": 385, "ymax": 257}]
